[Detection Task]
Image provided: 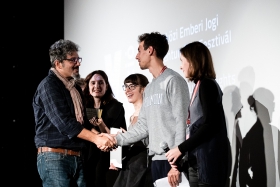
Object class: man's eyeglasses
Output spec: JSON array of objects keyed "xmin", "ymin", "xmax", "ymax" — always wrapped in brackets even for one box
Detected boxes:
[
  {"xmin": 122, "ymin": 84, "xmax": 138, "ymax": 91},
  {"xmin": 64, "ymin": 57, "xmax": 82, "ymax": 64}
]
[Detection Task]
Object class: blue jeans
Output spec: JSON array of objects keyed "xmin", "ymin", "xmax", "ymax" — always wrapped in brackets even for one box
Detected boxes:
[{"xmin": 37, "ymin": 152, "xmax": 86, "ymax": 187}]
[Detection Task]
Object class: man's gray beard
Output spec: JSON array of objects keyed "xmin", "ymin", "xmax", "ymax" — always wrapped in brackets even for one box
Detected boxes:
[{"xmin": 72, "ymin": 73, "xmax": 81, "ymax": 80}]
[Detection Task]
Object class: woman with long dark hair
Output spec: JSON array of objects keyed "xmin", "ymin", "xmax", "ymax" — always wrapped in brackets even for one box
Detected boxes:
[{"xmin": 83, "ymin": 70, "xmax": 127, "ymax": 187}]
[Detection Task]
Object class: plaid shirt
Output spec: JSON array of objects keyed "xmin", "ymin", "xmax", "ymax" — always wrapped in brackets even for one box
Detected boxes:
[{"xmin": 33, "ymin": 70, "xmax": 90, "ymax": 150}]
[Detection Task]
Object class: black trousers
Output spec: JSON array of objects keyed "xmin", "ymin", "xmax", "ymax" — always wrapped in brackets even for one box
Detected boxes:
[{"xmin": 151, "ymin": 160, "xmax": 171, "ymax": 183}]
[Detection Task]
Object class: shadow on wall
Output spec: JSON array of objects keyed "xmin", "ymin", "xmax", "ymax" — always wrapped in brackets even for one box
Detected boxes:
[
  {"xmin": 223, "ymin": 66, "xmax": 278, "ymax": 187},
  {"xmin": 224, "ymin": 86, "xmax": 278, "ymax": 187},
  {"xmin": 223, "ymin": 85, "xmax": 242, "ymax": 187},
  {"xmin": 241, "ymin": 88, "xmax": 277, "ymax": 187}
]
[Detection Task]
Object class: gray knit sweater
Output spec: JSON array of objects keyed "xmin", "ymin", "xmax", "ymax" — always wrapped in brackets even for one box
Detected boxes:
[{"xmin": 116, "ymin": 68, "xmax": 190, "ymax": 160}]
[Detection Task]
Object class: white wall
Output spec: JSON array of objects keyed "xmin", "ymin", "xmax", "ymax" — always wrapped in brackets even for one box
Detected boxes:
[{"xmin": 65, "ymin": 0, "xmax": 280, "ymax": 186}]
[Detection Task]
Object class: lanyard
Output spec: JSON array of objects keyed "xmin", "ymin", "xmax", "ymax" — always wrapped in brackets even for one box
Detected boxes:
[
  {"xmin": 159, "ymin": 66, "xmax": 167, "ymax": 75},
  {"xmin": 187, "ymin": 80, "xmax": 200, "ymax": 125}
]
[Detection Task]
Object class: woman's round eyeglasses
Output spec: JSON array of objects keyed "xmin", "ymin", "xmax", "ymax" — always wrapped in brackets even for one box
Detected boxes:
[{"xmin": 122, "ymin": 84, "xmax": 138, "ymax": 91}]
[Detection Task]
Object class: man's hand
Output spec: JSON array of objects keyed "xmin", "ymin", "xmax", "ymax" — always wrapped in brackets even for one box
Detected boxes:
[
  {"xmin": 77, "ymin": 129, "xmax": 117, "ymax": 151},
  {"xmin": 94, "ymin": 133, "xmax": 116, "ymax": 152},
  {"xmin": 100, "ymin": 133, "xmax": 117, "ymax": 143},
  {"xmin": 167, "ymin": 167, "xmax": 180, "ymax": 187}
]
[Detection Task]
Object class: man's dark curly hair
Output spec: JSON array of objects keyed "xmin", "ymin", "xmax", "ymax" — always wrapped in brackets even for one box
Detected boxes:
[
  {"xmin": 138, "ymin": 32, "xmax": 169, "ymax": 60},
  {"xmin": 49, "ymin": 39, "xmax": 80, "ymax": 67}
]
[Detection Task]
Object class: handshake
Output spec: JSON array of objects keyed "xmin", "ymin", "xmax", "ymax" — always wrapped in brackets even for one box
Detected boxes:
[{"xmin": 94, "ymin": 128, "xmax": 125, "ymax": 152}]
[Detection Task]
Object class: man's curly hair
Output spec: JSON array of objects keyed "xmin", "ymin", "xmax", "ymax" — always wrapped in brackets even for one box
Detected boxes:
[{"xmin": 49, "ymin": 39, "xmax": 80, "ymax": 67}]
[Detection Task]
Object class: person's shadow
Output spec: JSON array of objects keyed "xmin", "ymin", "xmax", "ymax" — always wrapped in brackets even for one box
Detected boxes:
[
  {"xmin": 223, "ymin": 86, "xmax": 242, "ymax": 187},
  {"xmin": 239, "ymin": 88, "xmax": 276, "ymax": 187}
]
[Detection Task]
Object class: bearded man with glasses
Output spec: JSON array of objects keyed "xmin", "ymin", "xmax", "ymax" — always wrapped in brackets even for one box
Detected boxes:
[{"xmin": 33, "ymin": 39, "xmax": 115, "ymax": 187}]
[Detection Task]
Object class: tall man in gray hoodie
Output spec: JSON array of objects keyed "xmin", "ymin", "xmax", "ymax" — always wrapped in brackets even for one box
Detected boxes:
[{"xmin": 114, "ymin": 32, "xmax": 190, "ymax": 186}]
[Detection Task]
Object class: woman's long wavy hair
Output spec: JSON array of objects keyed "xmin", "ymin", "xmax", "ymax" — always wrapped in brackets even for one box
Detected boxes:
[{"xmin": 83, "ymin": 70, "xmax": 115, "ymax": 107}]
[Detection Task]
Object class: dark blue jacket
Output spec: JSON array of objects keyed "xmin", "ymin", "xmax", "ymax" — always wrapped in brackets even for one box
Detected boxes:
[
  {"xmin": 178, "ymin": 77, "xmax": 230, "ymax": 185},
  {"xmin": 33, "ymin": 70, "xmax": 91, "ymax": 150}
]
